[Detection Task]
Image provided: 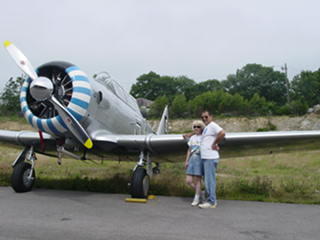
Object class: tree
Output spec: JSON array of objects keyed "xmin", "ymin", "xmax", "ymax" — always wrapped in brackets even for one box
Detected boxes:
[
  {"xmin": 189, "ymin": 92, "xmax": 217, "ymax": 117},
  {"xmin": 186, "ymin": 79, "xmax": 223, "ymax": 99},
  {"xmin": 247, "ymin": 93, "xmax": 271, "ymax": 115},
  {"xmin": 219, "ymin": 93, "xmax": 248, "ymax": 116},
  {"xmin": 189, "ymin": 91, "xmax": 232, "ymax": 116},
  {"xmin": 174, "ymin": 76, "xmax": 196, "ymax": 96},
  {"xmin": 130, "ymin": 72, "xmax": 196, "ymax": 101},
  {"xmin": 291, "ymin": 69, "xmax": 320, "ymax": 107},
  {"xmin": 221, "ymin": 74, "xmax": 238, "ymax": 93},
  {"xmin": 153, "ymin": 76, "xmax": 179, "ymax": 100},
  {"xmin": 171, "ymin": 94, "xmax": 189, "ymax": 118},
  {"xmin": 0, "ymin": 77, "xmax": 24, "ymax": 115},
  {"xmin": 149, "ymin": 96, "xmax": 169, "ymax": 118},
  {"xmin": 130, "ymin": 71, "xmax": 161, "ymax": 100},
  {"xmin": 222, "ymin": 64, "xmax": 288, "ymax": 105}
]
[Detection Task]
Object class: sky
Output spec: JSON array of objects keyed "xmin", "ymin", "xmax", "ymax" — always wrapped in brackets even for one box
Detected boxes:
[{"xmin": 1, "ymin": 0, "xmax": 320, "ymax": 92}]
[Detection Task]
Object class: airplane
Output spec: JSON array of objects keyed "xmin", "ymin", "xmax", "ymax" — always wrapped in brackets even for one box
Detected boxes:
[{"xmin": 2, "ymin": 41, "xmax": 320, "ymax": 199}]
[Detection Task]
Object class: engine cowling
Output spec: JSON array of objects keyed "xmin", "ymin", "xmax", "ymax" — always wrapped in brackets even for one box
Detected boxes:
[{"xmin": 20, "ymin": 61, "xmax": 92, "ymax": 136}]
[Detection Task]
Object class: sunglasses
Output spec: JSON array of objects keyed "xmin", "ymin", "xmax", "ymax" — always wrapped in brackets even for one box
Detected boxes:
[
  {"xmin": 201, "ymin": 115, "xmax": 209, "ymax": 119},
  {"xmin": 193, "ymin": 126, "xmax": 202, "ymax": 129}
]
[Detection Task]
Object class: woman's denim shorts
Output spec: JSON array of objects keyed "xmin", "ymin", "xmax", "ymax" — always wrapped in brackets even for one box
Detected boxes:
[{"xmin": 186, "ymin": 153, "xmax": 203, "ymax": 176}]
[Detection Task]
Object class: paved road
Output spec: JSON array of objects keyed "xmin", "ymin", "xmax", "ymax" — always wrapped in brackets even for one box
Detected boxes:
[{"xmin": 0, "ymin": 187, "xmax": 319, "ymax": 240}]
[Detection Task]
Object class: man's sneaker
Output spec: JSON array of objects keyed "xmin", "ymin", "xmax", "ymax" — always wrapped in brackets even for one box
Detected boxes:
[
  {"xmin": 199, "ymin": 202, "xmax": 217, "ymax": 209},
  {"xmin": 191, "ymin": 199, "xmax": 200, "ymax": 206}
]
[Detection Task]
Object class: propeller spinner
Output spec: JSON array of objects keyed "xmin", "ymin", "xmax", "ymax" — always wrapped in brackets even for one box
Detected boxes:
[
  {"xmin": 29, "ymin": 77, "xmax": 54, "ymax": 101},
  {"xmin": 3, "ymin": 41, "xmax": 93, "ymax": 149}
]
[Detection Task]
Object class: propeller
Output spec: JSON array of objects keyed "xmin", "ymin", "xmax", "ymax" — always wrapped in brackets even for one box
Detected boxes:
[{"xmin": 4, "ymin": 41, "xmax": 93, "ymax": 149}]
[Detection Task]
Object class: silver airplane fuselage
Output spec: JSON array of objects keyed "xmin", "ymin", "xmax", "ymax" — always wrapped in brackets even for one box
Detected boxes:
[{"xmin": 85, "ymin": 79, "xmax": 153, "ymax": 138}]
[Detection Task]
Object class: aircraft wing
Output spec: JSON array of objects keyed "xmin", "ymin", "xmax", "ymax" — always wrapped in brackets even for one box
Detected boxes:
[
  {"xmin": 2, "ymin": 129, "xmax": 320, "ymax": 156},
  {"xmin": 0, "ymin": 130, "xmax": 56, "ymax": 148},
  {"xmin": 92, "ymin": 130, "xmax": 320, "ymax": 155},
  {"xmin": 92, "ymin": 133, "xmax": 187, "ymax": 154},
  {"xmin": 224, "ymin": 130, "xmax": 320, "ymax": 144}
]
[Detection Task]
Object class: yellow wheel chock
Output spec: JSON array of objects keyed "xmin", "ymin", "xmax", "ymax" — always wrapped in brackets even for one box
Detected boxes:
[{"xmin": 125, "ymin": 195, "xmax": 156, "ymax": 203}]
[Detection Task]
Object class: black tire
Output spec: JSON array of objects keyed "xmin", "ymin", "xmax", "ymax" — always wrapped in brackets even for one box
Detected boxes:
[
  {"xmin": 130, "ymin": 167, "xmax": 149, "ymax": 198},
  {"xmin": 11, "ymin": 162, "xmax": 36, "ymax": 193}
]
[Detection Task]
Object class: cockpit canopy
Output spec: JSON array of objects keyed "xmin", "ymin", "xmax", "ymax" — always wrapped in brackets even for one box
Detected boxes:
[{"xmin": 94, "ymin": 72, "xmax": 141, "ymax": 113}]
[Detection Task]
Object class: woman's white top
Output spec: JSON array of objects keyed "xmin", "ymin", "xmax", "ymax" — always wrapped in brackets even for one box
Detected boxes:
[{"xmin": 188, "ymin": 134, "xmax": 202, "ymax": 155}]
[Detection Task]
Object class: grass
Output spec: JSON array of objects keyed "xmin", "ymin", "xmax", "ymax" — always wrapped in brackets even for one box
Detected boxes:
[
  {"xmin": 0, "ymin": 115, "xmax": 25, "ymax": 122},
  {"xmin": 1, "ymin": 144, "xmax": 320, "ymax": 204},
  {"xmin": 0, "ymin": 115, "xmax": 33, "ymax": 131},
  {"xmin": 217, "ymin": 150, "xmax": 320, "ymax": 203}
]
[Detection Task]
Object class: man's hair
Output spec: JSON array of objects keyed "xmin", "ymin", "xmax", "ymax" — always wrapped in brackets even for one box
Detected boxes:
[{"xmin": 201, "ymin": 110, "xmax": 212, "ymax": 116}]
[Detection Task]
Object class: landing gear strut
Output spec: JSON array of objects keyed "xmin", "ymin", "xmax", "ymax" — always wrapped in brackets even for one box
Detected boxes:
[{"xmin": 11, "ymin": 146, "xmax": 36, "ymax": 193}]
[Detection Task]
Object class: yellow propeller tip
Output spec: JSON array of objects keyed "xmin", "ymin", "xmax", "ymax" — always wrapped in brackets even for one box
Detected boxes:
[
  {"xmin": 84, "ymin": 139, "xmax": 93, "ymax": 149},
  {"xmin": 3, "ymin": 41, "xmax": 11, "ymax": 47}
]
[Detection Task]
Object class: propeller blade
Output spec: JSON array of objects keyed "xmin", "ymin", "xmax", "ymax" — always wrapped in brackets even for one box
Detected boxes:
[
  {"xmin": 3, "ymin": 41, "xmax": 38, "ymax": 80},
  {"xmin": 50, "ymin": 96, "xmax": 93, "ymax": 149},
  {"xmin": 4, "ymin": 41, "xmax": 93, "ymax": 149}
]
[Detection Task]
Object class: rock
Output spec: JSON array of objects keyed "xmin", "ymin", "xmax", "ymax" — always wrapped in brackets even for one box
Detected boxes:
[{"xmin": 313, "ymin": 104, "xmax": 320, "ymax": 113}]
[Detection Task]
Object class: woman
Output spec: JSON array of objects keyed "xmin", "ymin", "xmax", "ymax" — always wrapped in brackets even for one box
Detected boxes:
[{"xmin": 184, "ymin": 120, "xmax": 205, "ymax": 206}]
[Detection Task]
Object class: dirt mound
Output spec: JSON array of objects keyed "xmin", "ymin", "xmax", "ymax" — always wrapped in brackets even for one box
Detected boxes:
[{"xmin": 149, "ymin": 113, "xmax": 320, "ymax": 133}]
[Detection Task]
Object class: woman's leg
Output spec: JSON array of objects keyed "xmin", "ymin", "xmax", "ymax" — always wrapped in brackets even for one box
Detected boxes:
[
  {"xmin": 186, "ymin": 175, "xmax": 195, "ymax": 189},
  {"xmin": 193, "ymin": 176, "xmax": 202, "ymax": 196},
  {"xmin": 190, "ymin": 176, "xmax": 201, "ymax": 205}
]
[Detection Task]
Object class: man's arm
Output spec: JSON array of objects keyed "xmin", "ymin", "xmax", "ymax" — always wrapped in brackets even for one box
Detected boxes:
[
  {"xmin": 183, "ymin": 132, "xmax": 195, "ymax": 139},
  {"xmin": 212, "ymin": 130, "xmax": 225, "ymax": 150}
]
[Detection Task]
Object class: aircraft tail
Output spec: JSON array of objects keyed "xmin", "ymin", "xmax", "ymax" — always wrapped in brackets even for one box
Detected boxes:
[{"xmin": 156, "ymin": 105, "xmax": 169, "ymax": 135}]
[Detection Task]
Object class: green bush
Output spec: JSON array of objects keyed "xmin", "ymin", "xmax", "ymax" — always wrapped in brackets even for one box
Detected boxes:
[
  {"xmin": 149, "ymin": 96, "xmax": 169, "ymax": 118},
  {"xmin": 170, "ymin": 94, "xmax": 189, "ymax": 118},
  {"xmin": 188, "ymin": 91, "xmax": 277, "ymax": 117},
  {"xmin": 274, "ymin": 100, "xmax": 308, "ymax": 116},
  {"xmin": 257, "ymin": 121, "xmax": 277, "ymax": 132}
]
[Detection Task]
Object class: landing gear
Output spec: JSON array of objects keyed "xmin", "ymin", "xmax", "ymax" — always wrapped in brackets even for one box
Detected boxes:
[
  {"xmin": 130, "ymin": 151, "xmax": 152, "ymax": 198},
  {"xmin": 11, "ymin": 162, "xmax": 35, "ymax": 192},
  {"xmin": 130, "ymin": 167, "xmax": 149, "ymax": 198},
  {"xmin": 11, "ymin": 146, "xmax": 36, "ymax": 193}
]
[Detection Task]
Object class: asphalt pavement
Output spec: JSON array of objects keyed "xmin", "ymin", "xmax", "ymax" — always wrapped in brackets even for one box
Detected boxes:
[{"xmin": 0, "ymin": 187, "xmax": 319, "ymax": 240}]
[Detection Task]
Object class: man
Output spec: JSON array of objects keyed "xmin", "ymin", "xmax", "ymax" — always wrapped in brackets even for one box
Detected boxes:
[{"xmin": 198, "ymin": 110, "xmax": 225, "ymax": 209}]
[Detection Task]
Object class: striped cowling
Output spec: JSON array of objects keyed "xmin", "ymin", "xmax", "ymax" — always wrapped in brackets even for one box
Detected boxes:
[{"xmin": 20, "ymin": 62, "xmax": 92, "ymax": 136}]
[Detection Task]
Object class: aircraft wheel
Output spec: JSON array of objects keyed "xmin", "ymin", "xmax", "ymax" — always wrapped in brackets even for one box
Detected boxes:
[
  {"xmin": 130, "ymin": 167, "xmax": 149, "ymax": 198},
  {"xmin": 11, "ymin": 162, "xmax": 35, "ymax": 193}
]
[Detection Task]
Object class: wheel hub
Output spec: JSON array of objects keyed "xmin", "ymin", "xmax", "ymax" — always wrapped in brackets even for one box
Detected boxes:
[{"xmin": 22, "ymin": 169, "xmax": 34, "ymax": 188}]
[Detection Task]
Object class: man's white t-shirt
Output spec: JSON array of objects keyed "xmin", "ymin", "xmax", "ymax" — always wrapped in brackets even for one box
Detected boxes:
[{"xmin": 200, "ymin": 121, "xmax": 223, "ymax": 159}]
